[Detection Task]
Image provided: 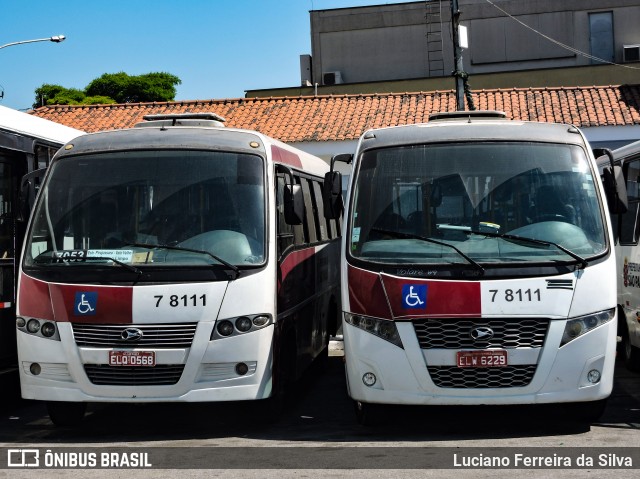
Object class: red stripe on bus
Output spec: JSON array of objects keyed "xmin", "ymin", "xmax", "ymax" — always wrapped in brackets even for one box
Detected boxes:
[
  {"xmin": 19, "ymin": 275, "xmax": 133, "ymax": 323},
  {"xmin": 380, "ymin": 274, "xmax": 481, "ymax": 318},
  {"xmin": 278, "ymin": 247, "xmax": 316, "ymax": 289},
  {"xmin": 49, "ymin": 284, "xmax": 133, "ymax": 323},
  {"xmin": 347, "ymin": 266, "xmax": 393, "ymax": 319},
  {"xmin": 271, "ymin": 145, "xmax": 303, "ymax": 169},
  {"xmin": 18, "ymin": 274, "xmax": 54, "ymax": 320}
]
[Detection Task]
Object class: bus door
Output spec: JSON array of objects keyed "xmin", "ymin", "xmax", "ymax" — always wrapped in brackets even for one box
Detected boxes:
[{"xmin": 0, "ymin": 156, "xmax": 21, "ymax": 366}]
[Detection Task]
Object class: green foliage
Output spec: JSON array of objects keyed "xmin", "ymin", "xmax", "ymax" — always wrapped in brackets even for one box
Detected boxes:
[
  {"xmin": 83, "ymin": 95, "xmax": 117, "ymax": 105},
  {"xmin": 85, "ymin": 71, "xmax": 181, "ymax": 103},
  {"xmin": 33, "ymin": 71, "xmax": 181, "ymax": 108}
]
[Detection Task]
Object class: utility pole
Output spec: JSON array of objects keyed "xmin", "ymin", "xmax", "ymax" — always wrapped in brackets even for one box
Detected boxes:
[{"xmin": 450, "ymin": 0, "xmax": 465, "ymax": 111}]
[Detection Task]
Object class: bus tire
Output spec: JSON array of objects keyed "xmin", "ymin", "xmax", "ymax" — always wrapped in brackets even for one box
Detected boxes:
[
  {"xmin": 46, "ymin": 401, "xmax": 87, "ymax": 427},
  {"xmin": 354, "ymin": 400, "xmax": 378, "ymax": 426},
  {"xmin": 263, "ymin": 332, "xmax": 297, "ymax": 420},
  {"xmin": 621, "ymin": 328, "xmax": 640, "ymax": 372}
]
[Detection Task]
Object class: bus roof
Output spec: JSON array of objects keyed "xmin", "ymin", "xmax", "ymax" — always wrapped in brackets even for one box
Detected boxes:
[
  {"xmin": 358, "ymin": 117, "xmax": 587, "ymax": 151},
  {"xmin": 0, "ymin": 105, "xmax": 84, "ymax": 145},
  {"xmin": 54, "ymin": 123, "xmax": 329, "ymax": 176}
]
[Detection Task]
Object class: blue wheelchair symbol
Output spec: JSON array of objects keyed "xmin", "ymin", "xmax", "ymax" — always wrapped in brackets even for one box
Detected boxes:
[
  {"xmin": 402, "ymin": 285, "xmax": 427, "ymax": 310},
  {"xmin": 74, "ymin": 292, "xmax": 97, "ymax": 316}
]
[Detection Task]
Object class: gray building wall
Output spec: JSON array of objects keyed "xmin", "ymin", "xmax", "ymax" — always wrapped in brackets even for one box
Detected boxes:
[{"xmin": 308, "ymin": 0, "xmax": 640, "ymax": 86}]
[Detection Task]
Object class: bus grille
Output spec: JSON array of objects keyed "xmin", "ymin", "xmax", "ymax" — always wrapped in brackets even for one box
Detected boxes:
[
  {"xmin": 83, "ymin": 365, "xmax": 185, "ymax": 385},
  {"xmin": 427, "ymin": 365, "xmax": 537, "ymax": 388},
  {"xmin": 72, "ymin": 323, "xmax": 198, "ymax": 348},
  {"xmin": 413, "ymin": 318, "xmax": 549, "ymax": 349}
]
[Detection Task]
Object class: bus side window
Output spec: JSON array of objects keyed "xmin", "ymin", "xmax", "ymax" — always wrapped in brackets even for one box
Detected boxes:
[
  {"xmin": 620, "ymin": 159, "xmax": 640, "ymax": 245},
  {"xmin": 311, "ymin": 180, "xmax": 329, "ymax": 242},
  {"xmin": 300, "ymin": 178, "xmax": 317, "ymax": 244},
  {"xmin": 276, "ymin": 175, "xmax": 294, "ymax": 256}
]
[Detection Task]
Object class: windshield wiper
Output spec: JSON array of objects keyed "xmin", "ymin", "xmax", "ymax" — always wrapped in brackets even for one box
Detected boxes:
[
  {"xmin": 126, "ymin": 242, "xmax": 240, "ymax": 279},
  {"xmin": 465, "ymin": 230, "xmax": 588, "ymax": 269},
  {"xmin": 369, "ymin": 227, "xmax": 485, "ymax": 276}
]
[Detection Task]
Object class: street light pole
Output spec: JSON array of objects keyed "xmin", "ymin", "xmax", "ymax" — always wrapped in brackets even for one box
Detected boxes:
[
  {"xmin": 0, "ymin": 35, "xmax": 66, "ymax": 50},
  {"xmin": 450, "ymin": 0, "xmax": 465, "ymax": 111}
]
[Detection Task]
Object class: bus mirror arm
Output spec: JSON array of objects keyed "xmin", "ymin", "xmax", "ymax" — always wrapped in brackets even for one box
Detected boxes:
[
  {"xmin": 17, "ymin": 168, "xmax": 47, "ymax": 222},
  {"xmin": 330, "ymin": 153, "xmax": 353, "ymax": 171},
  {"xmin": 594, "ymin": 148, "xmax": 628, "ymax": 215}
]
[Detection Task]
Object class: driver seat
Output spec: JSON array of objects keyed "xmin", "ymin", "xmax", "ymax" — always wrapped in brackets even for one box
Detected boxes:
[{"xmin": 532, "ymin": 185, "xmax": 576, "ymax": 223}]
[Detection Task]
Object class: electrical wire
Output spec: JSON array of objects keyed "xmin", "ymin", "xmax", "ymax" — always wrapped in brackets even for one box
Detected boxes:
[{"xmin": 484, "ymin": 0, "xmax": 640, "ymax": 70}]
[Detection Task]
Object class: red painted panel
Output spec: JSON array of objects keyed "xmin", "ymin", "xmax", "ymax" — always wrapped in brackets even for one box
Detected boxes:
[
  {"xmin": 347, "ymin": 265, "xmax": 392, "ymax": 320},
  {"xmin": 17, "ymin": 274, "xmax": 54, "ymax": 320},
  {"xmin": 271, "ymin": 145, "xmax": 303, "ymax": 169},
  {"xmin": 47, "ymin": 284, "xmax": 133, "ymax": 324},
  {"xmin": 380, "ymin": 273, "xmax": 481, "ymax": 319},
  {"xmin": 278, "ymin": 247, "xmax": 315, "ymax": 289}
]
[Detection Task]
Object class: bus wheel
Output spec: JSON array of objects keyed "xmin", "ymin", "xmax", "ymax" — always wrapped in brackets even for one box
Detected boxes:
[
  {"xmin": 622, "ymin": 328, "xmax": 640, "ymax": 372},
  {"xmin": 354, "ymin": 400, "xmax": 378, "ymax": 426},
  {"xmin": 262, "ymin": 334, "xmax": 296, "ymax": 421},
  {"xmin": 46, "ymin": 401, "xmax": 87, "ymax": 427}
]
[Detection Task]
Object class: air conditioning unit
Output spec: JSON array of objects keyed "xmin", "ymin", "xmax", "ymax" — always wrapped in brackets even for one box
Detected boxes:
[
  {"xmin": 623, "ymin": 45, "xmax": 640, "ymax": 63},
  {"xmin": 323, "ymin": 71, "xmax": 343, "ymax": 85}
]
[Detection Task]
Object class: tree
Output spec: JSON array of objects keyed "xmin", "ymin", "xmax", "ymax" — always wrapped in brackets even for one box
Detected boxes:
[
  {"xmin": 85, "ymin": 72, "xmax": 181, "ymax": 103},
  {"xmin": 33, "ymin": 71, "xmax": 181, "ymax": 108}
]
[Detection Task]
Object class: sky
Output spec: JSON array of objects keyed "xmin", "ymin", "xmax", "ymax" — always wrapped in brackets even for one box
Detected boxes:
[{"xmin": 0, "ymin": 0, "xmax": 413, "ymax": 111}]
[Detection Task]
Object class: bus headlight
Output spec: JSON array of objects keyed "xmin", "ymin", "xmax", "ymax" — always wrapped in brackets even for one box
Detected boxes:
[
  {"xmin": 235, "ymin": 317, "xmax": 252, "ymax": 332},
  {"xmin": 216, "ymin": 320, "xmax": 234, "ymax": 337},
  {"xmin": 560, "ymin": 308, "xmax": 615, "ymax": 347},
  {"xmin": 344, "ymin": 313, "xmax": 404, "ymax": 349},
  {"xmin": 26, "ymin": 319, "xmax": 41, "ymax": 334},
  {"xmin": 16, "ymin": 317, "xmax": 60, "ymax": 341},
  {"xmin": 41, "ymin": 322, "xmax": 57, "ymax": 338},
  {"xmin": 211, "ymin": 314, "xmax": 273, "ymax": 340}
]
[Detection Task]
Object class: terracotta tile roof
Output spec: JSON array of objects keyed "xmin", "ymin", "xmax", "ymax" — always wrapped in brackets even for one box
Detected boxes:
[{"xmin": 30, "ymin": 85, "xmax": 640, "ymax": 142}]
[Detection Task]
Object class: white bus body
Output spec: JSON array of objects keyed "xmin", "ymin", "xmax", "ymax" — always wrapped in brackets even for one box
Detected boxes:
[
  {"xmin": 0, "ymin": 105, "xmax": 83, "ymax": 369},
  {"xmin": 331, "ymin": 112, "xmax": 618, "ymax": 424},
  {"xmin": 598, "ymin": 140, "xmax": 640, "ymax": 371},
  {"xmin": 16, "ymin": 114, "xmax": 341, "ymax": 425}
]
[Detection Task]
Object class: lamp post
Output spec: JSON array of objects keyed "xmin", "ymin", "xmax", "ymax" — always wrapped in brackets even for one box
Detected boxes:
[
  {"xmin": 0, "ymin": 35, "xmax": 65, "ymax": 101},
  {"xmin": 0, "ymin": 35, "xmax": 66, "ymax": 50}
]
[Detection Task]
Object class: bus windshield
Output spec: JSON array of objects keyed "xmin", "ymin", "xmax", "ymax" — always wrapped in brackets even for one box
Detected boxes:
[
  {"xmin": 349, "ymin": 142, "xmax": 606, "ymax": 266},
  {"xmin": 25, "ymin": 150, "xmax": 265, "ymax": 269}
]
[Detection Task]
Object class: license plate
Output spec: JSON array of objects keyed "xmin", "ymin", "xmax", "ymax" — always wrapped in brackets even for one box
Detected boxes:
[
  {"xmin": 456, "ymin": 350, "xmax": 507, "ymax": 368},
  {"xmin": 108, "ymin": 351, "xmax": 156, "ymax": 367}
]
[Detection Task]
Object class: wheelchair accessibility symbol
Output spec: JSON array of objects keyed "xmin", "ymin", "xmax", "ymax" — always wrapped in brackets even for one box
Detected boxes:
[
  {"xmin": 74, "ymin": 292, "xmax": 97, "ymax": 316},
  {"xmin": 402, "ymin": 284, "xmax": 427, "ymax": 310}
]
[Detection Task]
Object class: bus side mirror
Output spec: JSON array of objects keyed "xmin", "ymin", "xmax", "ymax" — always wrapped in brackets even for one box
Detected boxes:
[
  {"xmin": 18, "ymin": 168, "xmax": 47, "ymax": 222},
  {"xmin": 594, "ymin": 148, "xmax": 628, "ymax": 215},
  {"xmin": 323, "ymin": 171, "xmax": 343, "ymax": 219},
  {"xmin": 322, "ymin": 152, "xmax": 352, "ymax": 220},
  {"xmin": 284, "ymin": 184, "xmax": 304, "ymax": 225}
]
